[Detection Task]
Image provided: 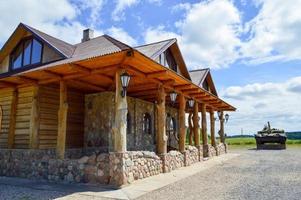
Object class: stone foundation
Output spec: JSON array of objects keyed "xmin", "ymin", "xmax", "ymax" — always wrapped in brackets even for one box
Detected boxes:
[
  {"xmin": 0, "ymin": 144, "xmax": 227, "ymax": 187},
  {"xmin": 209, "ymin": 145, "xmax": 217, "ymax": 157},
  {"xmin": 216, "ymin": 143, "xmax": 227, "ymax": 155},
  {"xmin": 184, "ymin": 145, "xmax": 201, "ymax": 166}
]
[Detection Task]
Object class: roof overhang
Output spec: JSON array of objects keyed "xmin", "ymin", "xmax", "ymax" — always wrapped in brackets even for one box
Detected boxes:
[{"xmin": 0, "ymin": 49, "xmax": 236, "ymax": 112}]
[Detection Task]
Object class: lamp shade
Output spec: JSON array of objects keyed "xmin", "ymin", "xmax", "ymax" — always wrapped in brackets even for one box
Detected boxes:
[
  {"xmin": 225, "ymin": 113, "xmax": 229, "ymax": 122},
  {"xmin": 120, "ymin": 72, "xmax": 131, "ymax": 88},
  {"xmin": 188, "ymin": 99, "xmax": 194, "ymax": 108},
  {"xmin": 217, "ymin": 111, "xmax": 222, "ymax": 118},
  {"xmin": 170, "ymin": 91, "xmax": 177, "ymax": 103}
]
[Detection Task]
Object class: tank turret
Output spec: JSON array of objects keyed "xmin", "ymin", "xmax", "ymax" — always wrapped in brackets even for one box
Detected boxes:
[{"xmin": 255, "ymin": 122, "xmax": 286, "ymax": 149}]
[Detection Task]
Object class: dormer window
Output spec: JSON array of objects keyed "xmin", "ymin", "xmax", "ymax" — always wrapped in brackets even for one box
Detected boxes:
[
  {"xmin": 158, "ymin": 49, "xmax": 177, "ymax": 72},
  {"xmin": 10, "ymin": 37, "xmax": 42, "ymax": 70}
]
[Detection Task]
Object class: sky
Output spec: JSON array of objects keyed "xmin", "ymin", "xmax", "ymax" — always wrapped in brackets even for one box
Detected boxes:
[{"xmin": 0, "ymin": 0, "xmax": 301, "ymax": 135}]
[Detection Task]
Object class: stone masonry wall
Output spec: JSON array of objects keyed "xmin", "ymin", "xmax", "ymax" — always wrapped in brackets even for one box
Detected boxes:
[
  {"xmin": 85, "ymin": 92, "xmax": 179, "ymax": 152},
  {"xmin": 216, "ymin": 143, "xmax": 227, "ymax": 155},
  {"xmin": 209, "ymin": 145, "xmax": 217, "ymax": 157},
  {"xmin": 0, "ymin": 149, "xmax": 110, "ymax": 184},
  {"xmin": 164, "ymin": 151, "xmax": 185, "ymax": 172},
  {"xmin": 184, "ymin": 145, "xmax": 201, "ymax": 166}
]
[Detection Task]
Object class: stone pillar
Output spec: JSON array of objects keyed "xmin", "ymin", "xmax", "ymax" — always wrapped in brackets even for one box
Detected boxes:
[
  {"xmin": 178, "ymin": 94, "xmax": 186, "ymax": 153},
  {"xmin": 113, "ymin": 70, "xmax": 128, "ymax": 152},
  {"xmin": 201, "ymin": 103, "xmax": 209, "ymax": 157},
  {"xmin": 57, "ymin": 81, "xmax": 68, "ymax": 159},
  {"xmin": 156, "ymin": 85, "xmax": 167, "ymax": 155},
  {"xmin": 192, "ymin": 101, "xmax": 200, "ymax": 147},
  {"xmin": 210, "ymin": 110, "xmax": 216, "ymax": 147},
  {"xmin": 219, "ymin": 111, "xmax": 225, "ymax": 144}
]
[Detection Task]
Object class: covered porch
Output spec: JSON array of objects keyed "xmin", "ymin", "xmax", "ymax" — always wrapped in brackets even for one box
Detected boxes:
[{"xmin": 0, "ymin": 47, "xmax": 235, "ymax": 186}]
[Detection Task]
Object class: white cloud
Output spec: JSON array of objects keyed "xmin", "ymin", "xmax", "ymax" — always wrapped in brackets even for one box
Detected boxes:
[
  {"xmin": 144, "ymin": 26, "xmax": 180, "ymax": 44},
  {"xmin": 221, "ymin": 77, "xmax": 301, "ymax": 134},
  {"xmin": 75, "ymin": 0, "xmax": 106, "ymax": 27},
  {"xmin": 0, "ymin": 0, "xmax": 79, "ymax": 44},
  {"xmin": 112, "ymin": 0, "xmax": 140, "ymax": 21},
  {"xmin": 145, "ymin": 0, "xmax": 242, "ymax": 69},
  {"xmin": 241, "ymin": 0, "xmax": 301, "ymax": 64},
  {"xmin": 107, "ymin": 26, "xmax": 137, "ymax": 46}
]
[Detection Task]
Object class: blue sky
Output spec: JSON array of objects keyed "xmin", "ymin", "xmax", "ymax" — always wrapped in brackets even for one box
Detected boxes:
[{"xmin": 0, "ymin": 0, "xmax": 301, "ymax": 135}]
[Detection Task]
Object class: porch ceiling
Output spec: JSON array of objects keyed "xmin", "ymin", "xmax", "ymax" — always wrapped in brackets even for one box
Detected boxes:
[{"xmin": 0, "ymin": 49, "xmax": 235, "ymax": 112}]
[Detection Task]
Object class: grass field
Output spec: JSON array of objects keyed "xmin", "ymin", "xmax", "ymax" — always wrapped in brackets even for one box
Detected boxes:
[{"xmin": 226, "ymin": 137, "xmax": 301, "ymax": 146}]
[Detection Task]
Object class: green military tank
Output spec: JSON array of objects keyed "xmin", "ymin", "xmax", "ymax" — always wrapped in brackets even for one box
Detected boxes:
[{"xmin": 255, "ymin": 122, "xmax": 287, "ymax": 149}]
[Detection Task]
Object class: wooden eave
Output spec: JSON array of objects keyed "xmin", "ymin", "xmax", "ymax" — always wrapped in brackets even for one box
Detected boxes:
[{"xmin": 0, "ymin": 49, "xmax": 236, "ymax": 112}]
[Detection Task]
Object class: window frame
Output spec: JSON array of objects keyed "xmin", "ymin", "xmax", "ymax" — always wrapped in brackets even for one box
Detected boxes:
[
  {"xmin": 9, "ymin": 36, "xmax": 44, "ymax": 72},
  {"xmin": 0, "ymin": 105, "xmax": 2, "ymax": 134},
  {"xmin": 142, "ymin": 112, "xmax": 152, "ymax": 135},
  {"xmin": 127, "ymin": 112, "xmax": 132, "ymax": 135}
]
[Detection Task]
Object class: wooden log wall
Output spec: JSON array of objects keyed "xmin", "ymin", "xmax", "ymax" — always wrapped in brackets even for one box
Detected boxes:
[
  {"xmin": 39, "ymin": 85, "xmax": 84, "ymax": 149},
  {"xmin": 14, "ymin": 86, "xmax": 35, "ymax": 149},
  {"xmin": 0, "ymin": 88, "xmax": 14, "ymax": 148},
  {"xmin": 39, "ymin": 85, "xmax": 60, "ymax": 149},
  {"xmin": 0, "ymin": 85, "xmax": 84, "ymax": 149}
]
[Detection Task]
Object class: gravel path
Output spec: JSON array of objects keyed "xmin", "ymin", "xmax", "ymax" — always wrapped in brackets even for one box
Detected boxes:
[
  {"xmin": 0, "ymin": 148, "xmax": 301, "ymax": 200},
  {"xmin": 137, "ymin": 148, "xmax": 301, "ymax": 200}
]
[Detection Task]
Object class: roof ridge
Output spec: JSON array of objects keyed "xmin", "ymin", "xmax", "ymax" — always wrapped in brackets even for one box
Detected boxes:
[
  {"xmin": 189, "ymin": 68, "xmax": 210, "ymax": 72},
  {"xmin": 102, "ymin": 34, "xmax": 132, "ymax": 50},
  {"xmin": 134, "ymin": 38, "xmax": 176, "ymax": 48},
  {"xmin": 21, "ymin": 23, "xmax": 76, "ymax": 58}
]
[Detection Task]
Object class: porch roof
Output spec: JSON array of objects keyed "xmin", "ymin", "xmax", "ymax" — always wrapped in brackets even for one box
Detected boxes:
[{"xmin": 0, "ymin": 48, "xmax": 236, "ymax": 112}]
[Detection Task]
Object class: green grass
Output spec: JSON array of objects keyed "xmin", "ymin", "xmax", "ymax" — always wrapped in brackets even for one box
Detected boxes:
[{"xmin": 226, "ymin": 137, "xmax": 301, "ymax": 146}]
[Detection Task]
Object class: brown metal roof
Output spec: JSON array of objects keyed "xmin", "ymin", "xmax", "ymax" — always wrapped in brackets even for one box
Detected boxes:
[
  {"xmin": 135, "ymin": 38, "xmax": 176, "ymax": 59},
  {"xmin": 189, "ymin": 68, "xmax": 209, "ymax": 86},
  {"xmin": 23, "ymin": 24, "xmax": 76, "ymax": 58}
]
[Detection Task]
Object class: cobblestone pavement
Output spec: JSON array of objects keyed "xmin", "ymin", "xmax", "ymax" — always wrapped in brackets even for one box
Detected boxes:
[{"xmin": 0, "ymin": 148, "xmax": 301, "ymax": 200}]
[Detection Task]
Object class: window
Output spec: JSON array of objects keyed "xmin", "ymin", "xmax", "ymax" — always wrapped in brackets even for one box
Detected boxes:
[
  {"xmin": 143, "ymin": 113, "xmax": 152, "ymax": 135},
  {"xmin": 166, "ymin": 114, "xmax": 178, "ymax": 141},
  {"xmin": 158, "ymin": 50, "xmax": 178, "ymax": 72},
  {"xmin": 0, "ymin": 106, "xmax": 2, "ymax": 133},
  {"xmin": 10, "ymin": 37, "xmax": 43, "ymax": 70},
  {"xmin": 127, "ymin": 112, "xmax": 132, "ymax": 135}
]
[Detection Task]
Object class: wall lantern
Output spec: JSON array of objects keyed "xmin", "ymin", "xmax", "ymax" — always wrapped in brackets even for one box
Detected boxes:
[
  {"xmin": 217, "ymin": 111, "xmax": 222, "ymax": 119},
  {"xmin": 170, "ymin": 91, "xmax": 177, "ymax": 103},
  {"xmin": 188, "ymin": 99, "xmax": 194, "ymax": 108},
  {"xmin": 225, "ymin": 113, "xmax": 230, "ymax": 123},
  {"xmin": 120, "ymin": 71, "xmax": 131, "ymax": 97}
]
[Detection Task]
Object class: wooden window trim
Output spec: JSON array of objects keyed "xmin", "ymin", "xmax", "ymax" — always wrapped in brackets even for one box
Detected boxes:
[
  {"xmin": 0, "ymin": 105, "xmax": 2, "ymax": 134},
  {"xmin": 9, "ymin": 36, "xmax": 44, "ymax": 72}
]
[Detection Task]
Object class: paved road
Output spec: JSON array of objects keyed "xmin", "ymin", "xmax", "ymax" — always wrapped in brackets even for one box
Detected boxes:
[
  {"xmin": 0, "ymin": 148, "xmax": 301, "ymax": 200},
  {"xmin": 138, "ymin": 148, "xmax": 301, "ymax": 200}
]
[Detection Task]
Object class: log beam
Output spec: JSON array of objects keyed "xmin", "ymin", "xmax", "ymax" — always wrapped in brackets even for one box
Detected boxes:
[
  {"xmin": 8, "ymin": 89, "xmax": 17, "ymax": 148},
  {"xmin": 193, "ymin": 101, "xmax": 200, "ymax": 147},
  {"xmin": 201, "ymin": 103, "xmax": 209, "ymax": 157},
  {"xmin": 113, "ymin": 69, "xmax": 127, "ymax": 152},
  {"xmin": 56, "ymin": 81, "xmax": 68, "ymax": 159},
  {"xmin": 178, "ymin": 94, "xmax": 186, "ymax": 152},
  {"xmin": 219, "ymin": 111, "xmax": 225, "ymax": 143},
  {"xmin": 29, "ymin": 86, "xmax": 40, "ymax": 149},
  {"xmin": 156, "ymin": 85, "xmax": 167, "ymax": 154},
  {"xmin": 210, "ymin": 110, "xmax": 216, "ymax": 147}
]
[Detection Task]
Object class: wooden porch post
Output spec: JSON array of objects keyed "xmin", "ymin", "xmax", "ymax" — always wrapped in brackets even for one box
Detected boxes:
[
  {"xmin": 178, "ymin": 94, "xmax": 186, "ymax": 153},
  {"xmin": 201, "ymin": 103, "xmax": 209, "ymax": 157},
  {"xmin": 156, "ymin": 85, "xmax": 167, "ymax": 154},
  {"xmin": 29, "ymin": 86, "xmax": 40, "ymax": 149},
  {"xmin": 8, "ymin": 88, "xmax": 17, "ymax": 149},
  {"xmin": 210, "ymin": 110, "xmax": 216, "ymax": 147},
  {"xmin": 219, "ymin": 111, "xmax": 225, "ymax": 143},
  {"xmin": 193, "ymin": 101, "xmax": 200, "ymax": 147},
  {"xmin": 113, "ymin": 69, "xmax": 127, "ymax": 152},
  {"xmin": 56, "ymin": 81, "xmax": 68, "ymax": 159},
  {"xmin": 188, "ymin": 112, "xmax": 193, "ymax": 145}
]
